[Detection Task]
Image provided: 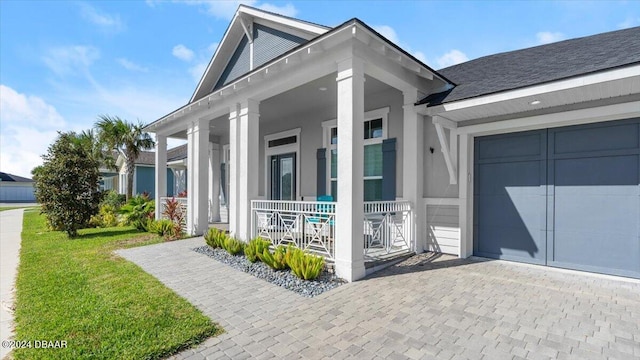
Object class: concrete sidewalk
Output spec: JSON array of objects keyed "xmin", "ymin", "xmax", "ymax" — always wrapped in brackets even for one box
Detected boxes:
[{"xmin": 1, "ymin": 209, "xmax": 24, "ymax": 359}]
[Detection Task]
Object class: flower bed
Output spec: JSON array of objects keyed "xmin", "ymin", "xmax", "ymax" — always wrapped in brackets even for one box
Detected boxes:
[{"xmin": 193, "ymin": 245, "xmax": 345, "ymax": 297}]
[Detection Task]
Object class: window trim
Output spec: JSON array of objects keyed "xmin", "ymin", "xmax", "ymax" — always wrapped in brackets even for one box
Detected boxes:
[
  {"xmin": 264, "ymin": 128, "xmax": 301, "ymax": 200},
  {"xmin": 321, "ymin": 107, "xmax": 389, "ymax": 198}
]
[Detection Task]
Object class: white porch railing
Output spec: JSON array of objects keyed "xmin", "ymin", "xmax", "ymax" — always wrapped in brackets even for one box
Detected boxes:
[
  {"xmin": 251, "ymin": 200, "xmax": 336, "ymax": 259},
  {"xmin": 364, "ymin": 201, "xmax": 413, "ymax": 257},
  {"xmin": 251, "ymin": 199, "xmax": 414, "ymax": 261}
]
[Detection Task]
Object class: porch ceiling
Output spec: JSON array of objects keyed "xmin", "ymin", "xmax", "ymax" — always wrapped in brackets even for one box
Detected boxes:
[{"xmin": 260, "ymin": 73, "xmax": 390, "ymax": 124}]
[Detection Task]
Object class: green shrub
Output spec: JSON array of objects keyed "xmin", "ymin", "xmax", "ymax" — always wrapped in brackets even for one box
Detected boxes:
[
  {"xmin": 149, "ymin": 219, "xmax": 177, "ymax": 238},
  {"xmin": 222, "ymin": 237, "xmax": 244, "ymax": 256},
  {"xmin": 89, "ymin": 204, "xmax": 120, "ymax": 228},
  {"xmin": 101, "ymin": 190, "xmax": 126, "ymax": 209},
  {"xmin": 204, "ymin": 228, "xmax": 228, "ymax": 249},
  {"xmin": 119, "ymin": 195, "xmax": 155, "ymax": 231},
  {"xmin": 251, "ymin": 238, "xmax": 271, "ymax": 262},
  {"xmin": 261, "ymin": 245, "xmax": 288, "ymax": 270},
  {"xmin": 138, "ymin": 218, "xmax": 154, "ymax": 232},
  {"xmin": 244, "ymin": 238, "xmax": 260, "ymax": 263},
  {"xmin": 288, "ymin": 250, "xmax": 325, "ymax": 280},
  {"xmin": 204, "ymin": 228, "xmax": 218, "ymax": 248}
]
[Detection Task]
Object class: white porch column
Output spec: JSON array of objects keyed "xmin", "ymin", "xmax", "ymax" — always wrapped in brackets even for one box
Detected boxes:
[
  {"xmin": 237, "ymin": 99, "xmax": 260, "ymax": 241},
  {"xmin": 228, "ymin": 107, "xmax": 240, "ymax": 237},
  {"xmin": 402, "ymin": 89, "xmax": 425, "ymax": 253},
  {"xmin": 209, "ymin": 142, "xmax": 221, "ymax": 222},
  {"xmin": 458, "ymin": 133, "xmax": 473, "ymax": 258},
  {"xmin": 154, "ymin": 134, "xmax": 167, "ymax": 220},
  {"xmin": 186, "ymin": 119, "xmax": 210, "ymax": 235},
  {"xmin": 335, "ymin": 57, "xmax": 366, "ymax": 282}
]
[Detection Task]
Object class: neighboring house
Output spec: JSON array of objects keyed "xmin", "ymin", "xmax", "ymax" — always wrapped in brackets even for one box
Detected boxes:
[
  {"xmin": 115, "ymin": 144, "xmax": 188, "ymax": 198},
  {"xmin": 144, "ymin": 5, "xmax": 640, "ymax": 281},
  {"xmin": 0, "ymin": 172, "xmax": 36, "ymax": 203}
]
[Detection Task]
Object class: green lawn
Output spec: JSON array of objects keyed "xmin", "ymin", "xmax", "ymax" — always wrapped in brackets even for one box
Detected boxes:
[{"xmin": 13, "ymin": 211, "xmax": 220, "ymax": 359}]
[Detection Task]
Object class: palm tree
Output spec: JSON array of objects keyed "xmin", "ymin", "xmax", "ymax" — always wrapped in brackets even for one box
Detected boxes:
[
  {"xmin": 95, "ymin": 115, "xmax": 155, "ymax": 200},
  {"xmin": 74, "ymin": 129, "xmax": 116, "ymax": 171}
]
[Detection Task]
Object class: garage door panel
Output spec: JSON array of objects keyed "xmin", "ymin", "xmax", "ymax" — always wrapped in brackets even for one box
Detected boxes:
[
  {"xmin": 474, "ymin": 132, "xmax": 546, "ymax": 264},
  {"xmin": 477, "ymin": 132, "xmax": 543, "ymax": 161},
  {"xmin": 551, "ymin": 150, "xmax": 639, "ymax": 275},
  {"xmin": 477, "ymin": 161, "xmax": 543, "ymax": 194},
  {"xmin": 553, "ymin": 155, "xmax": 639, "ymax": 187},
  {"xmin": 552, "ymin": 228, "xmax": 640, "ymax": 275},
  {"xmin": 553, "ymin": 122, "xmax": 639, "ymax": 155}
]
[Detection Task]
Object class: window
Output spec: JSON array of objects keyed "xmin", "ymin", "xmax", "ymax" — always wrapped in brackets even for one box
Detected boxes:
[
  {"xmin": 323, "ymin": 108, "xmax": 389, "ymax": 201},
  {"xmin": 268, "ymin": 135, "xmax": 297, "ymax": 148}
]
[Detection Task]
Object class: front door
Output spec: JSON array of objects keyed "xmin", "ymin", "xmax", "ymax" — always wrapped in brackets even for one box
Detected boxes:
[{"xmin": 271, "ymin": 153, "xmax": 296, "ymax": 200}]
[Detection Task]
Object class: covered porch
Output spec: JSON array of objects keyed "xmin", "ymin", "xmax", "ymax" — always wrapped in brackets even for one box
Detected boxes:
[{"xmin": 147, "ymin": 21, "xmax": 450, "ymax": 281}]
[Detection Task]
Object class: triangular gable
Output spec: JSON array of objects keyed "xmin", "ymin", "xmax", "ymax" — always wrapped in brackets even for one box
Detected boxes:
[{"xmin": 190, "ymin": 5, "xmax": 329, "ymax": 103}]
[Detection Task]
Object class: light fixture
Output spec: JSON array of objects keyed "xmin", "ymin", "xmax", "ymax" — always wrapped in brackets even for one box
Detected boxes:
[
  {"xmin": 529, "ymin": 99, "xmax": 541, "ymax": 105},
  {"xmin": 319, "ymin": 87, "xmax": 327, "ymax": 91}
]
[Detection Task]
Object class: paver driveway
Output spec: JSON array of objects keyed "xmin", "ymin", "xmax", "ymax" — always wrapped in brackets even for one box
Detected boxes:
[{"xmin": 117, "ymin": 238, "xmax": 640, "ymax": 360}]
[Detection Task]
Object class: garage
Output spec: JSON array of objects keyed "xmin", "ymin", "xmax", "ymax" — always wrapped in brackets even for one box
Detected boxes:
[
  {"xmin": 0, "ymin": 172, "xmax": 36, "ymax": 203},
  {"xmin": 474, "ymin": 118, "xmax": 640, "ymax": 278}
]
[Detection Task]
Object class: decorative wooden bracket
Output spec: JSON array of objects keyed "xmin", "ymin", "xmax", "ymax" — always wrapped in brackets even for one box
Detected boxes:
[{"xmin": 433, "ymin": 116, "xmax": 458, "ymax": 185}]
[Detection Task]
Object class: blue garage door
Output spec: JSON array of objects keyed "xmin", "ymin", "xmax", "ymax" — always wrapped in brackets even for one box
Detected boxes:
[{"xmin": 474, "ymin": 119, "xmax": 640, "ymax": 278}]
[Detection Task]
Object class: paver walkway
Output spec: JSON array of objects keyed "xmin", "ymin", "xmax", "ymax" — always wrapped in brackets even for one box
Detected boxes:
[
  {"xmin": 0, "ymin": 209, "xmax": 25, "ymax": 360},
  {"xmin": 118, "ymin": 238, "xmax": 640, "ymax": 360}
]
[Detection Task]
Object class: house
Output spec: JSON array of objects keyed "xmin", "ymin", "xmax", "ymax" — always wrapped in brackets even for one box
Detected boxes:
[
  {"xmin": 144, "ymin": 5, "xmax": 640, "ymax": 281},
  {"xmin": 113, "ymin": 144, "xmax": 188, "ymax": 198},
  {"xmin": 0, "ymin": 172, "xmax": 36, "ymax": 203}
]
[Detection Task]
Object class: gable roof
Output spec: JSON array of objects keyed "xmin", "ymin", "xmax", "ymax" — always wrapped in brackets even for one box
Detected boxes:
[
  {"xmin": 146, "ymin": 16, "xmax": 451, "ymax": 132},
  {"xmin": 0, "ymin": 172, "xmax": 33, "ymax": 182},
  {"xmin": 190, "ymin": 5, "xmax": 329, "ymax": 103},
  {"xmin": 419, "ymin": 26, "xmax": 640, "ymax": 106}
]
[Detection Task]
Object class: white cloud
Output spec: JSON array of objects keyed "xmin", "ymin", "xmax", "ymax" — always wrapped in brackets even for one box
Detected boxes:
[
  {"xmin": 618, "ymin": 16, "xmax": 640, "ymax": 29},
  {"xmin": 435, "ymin": 49, "xmax": 469, "ymax": 69},
  {"xmin": 172, "ymin": 44, "xmax": 195, "ymax": 62},
  {"xmin": 0, "ymin": 85, "xmax": 68, "ymax": 177},
  {"xmin": 116, "ymin": 58, "xmax": 149, "ymax": 72},
  {"xmin": 536, "ymin": 31, "xmax": 565, "ymax": 45},
  {"xmin": 42, "ymin": 45, "xmax": 100, "ymax": 76},
  {"xmin": 79, "ymin": 3, "xmax": 125, "ymax": 33},
  {"xmin": 0, "ymin": 85, "xmax": 65, "ymax": 128}
]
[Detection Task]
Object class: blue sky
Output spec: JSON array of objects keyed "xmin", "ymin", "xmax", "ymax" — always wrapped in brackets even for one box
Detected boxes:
[{"xmin": 1, "ymin": 0, "xmax": 638, "ymax": 177}]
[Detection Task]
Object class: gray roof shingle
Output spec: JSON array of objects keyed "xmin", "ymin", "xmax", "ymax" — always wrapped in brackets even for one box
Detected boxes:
[
  {"xmin": 167, "ymin": 144, "xmax": 187, "ymax": 162},
  {"xmin": 0, "ymin": 172, "xmax": 33, "ymax": 182},
  {"xmin": 419, "ymin": 26, "xmax": 640, "ymax": 106}
]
